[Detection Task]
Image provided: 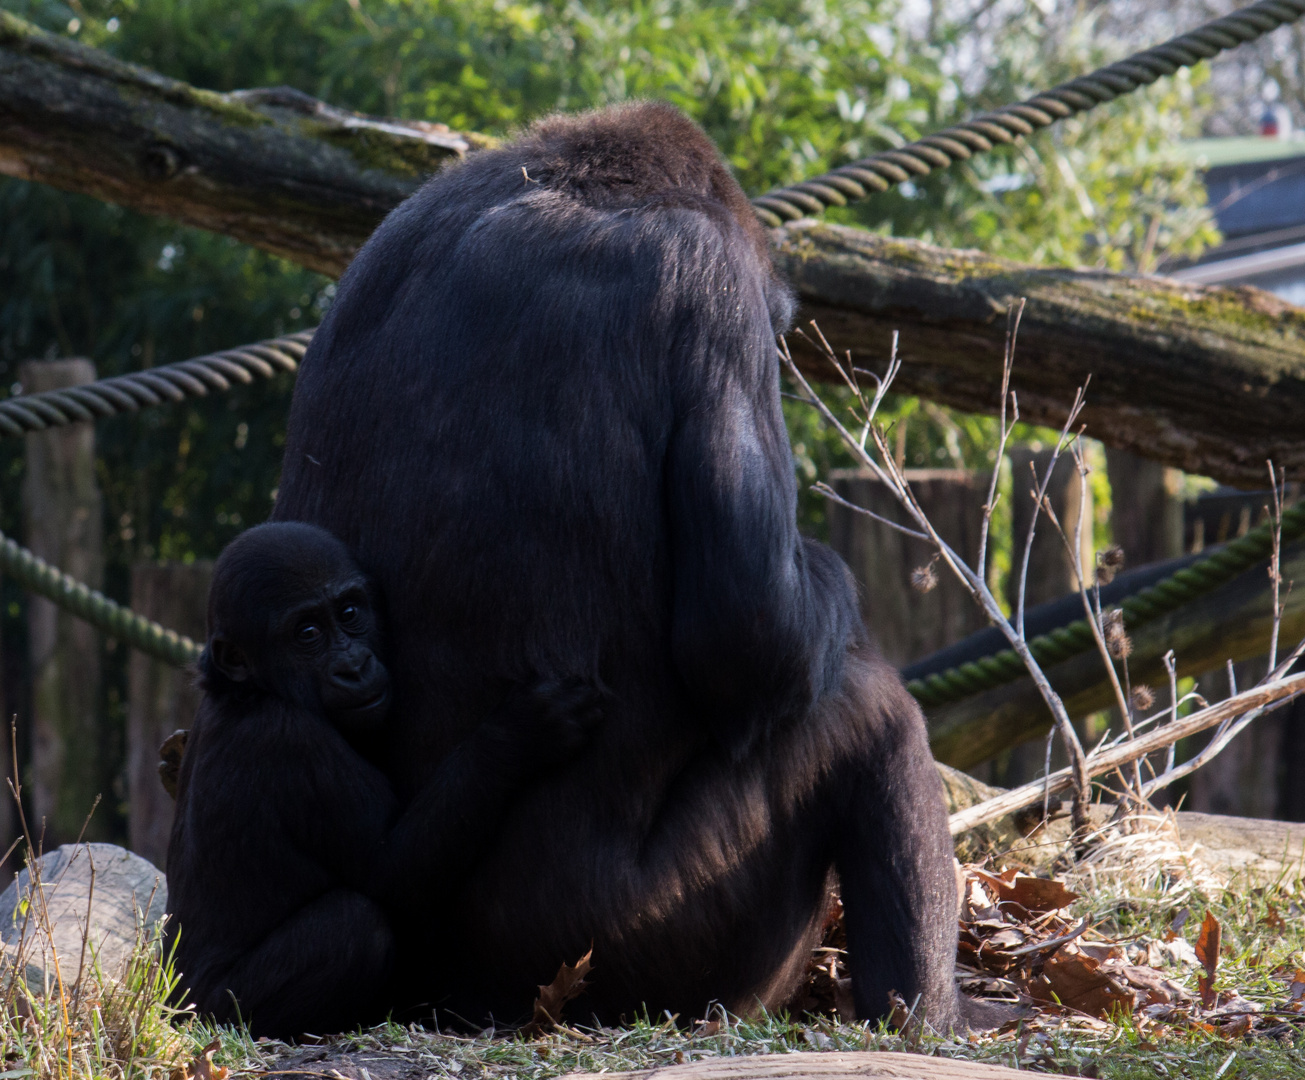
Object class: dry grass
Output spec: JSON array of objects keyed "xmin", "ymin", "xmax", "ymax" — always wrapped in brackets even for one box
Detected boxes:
[{"xmin": 0, "ymin": 849, "xmax": 190, "ymax": 1080}]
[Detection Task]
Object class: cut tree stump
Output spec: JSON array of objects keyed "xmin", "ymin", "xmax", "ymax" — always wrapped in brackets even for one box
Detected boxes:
[{"xmin": 560, "ymin": 1052, "xmax": 1027, "ymax": 1080}]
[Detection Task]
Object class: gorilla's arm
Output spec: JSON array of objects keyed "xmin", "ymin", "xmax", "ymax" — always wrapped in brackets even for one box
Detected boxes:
[
  {"xmin": 664, "ymin": 218, "xmax": 861, "ymax": 749},
  {"xmin": 362, "ymin": 678, "xmax": 601, "ymax": 912}
]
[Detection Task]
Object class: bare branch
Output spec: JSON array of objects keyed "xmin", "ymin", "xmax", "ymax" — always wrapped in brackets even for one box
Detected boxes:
[{"xmin": 950, "ymin": 670, "xmax": 1305, "ymax": 835}]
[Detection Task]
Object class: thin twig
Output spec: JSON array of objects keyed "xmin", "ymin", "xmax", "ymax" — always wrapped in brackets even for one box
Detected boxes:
[
  {"xmin": 1267, "ymin": 461, "xmax": 1285, "ymax": 672},
  {"xmin": 977, "ymin": 300, "xmax": 1023, "ymax": 581},
  {"xmin": 780, "ymin": 315, "xmax": 1093, "ymax": 829},
  {"xmin": 810, "ymin": 483, "xmax": 929, "ymax": 540}
]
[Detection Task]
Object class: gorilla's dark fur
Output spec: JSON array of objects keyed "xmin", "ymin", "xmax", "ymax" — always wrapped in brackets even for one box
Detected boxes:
[
  {"xmin": 273, "ymin": 101, "xmax": 958, "ymax": 1027},
  {"xmin": 165, "ymin": 522, "xmax": 601, "ymax": 1037}
]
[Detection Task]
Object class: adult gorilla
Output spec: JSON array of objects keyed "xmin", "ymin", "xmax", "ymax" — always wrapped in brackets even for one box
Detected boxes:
[{"xmin": 273, "ymin": 101, "xmax": 957, "ymax": 1027}]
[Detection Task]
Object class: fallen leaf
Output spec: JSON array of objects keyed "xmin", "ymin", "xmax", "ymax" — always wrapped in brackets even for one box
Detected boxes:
[
  {"xmin": 1288, "ymin": 970, "xmax": 1305, "ymax": 1010},
  {"xmin": 1164, "ymin": 907, "xmax": 1190, "ymax": 943},
  {"xmin": 174, "ymin": 1039, "xmax": 227, "ymax": 1080},
  {"xmin": 1195, "ymin": 911, "xmax": 1221, "ymax": 1008},
  {"xmin": 1026, "ymin": 948, "xmax": 1135, "ymax": 1019},
  {"xmin": 1218, "ymin": 1013, "xmax": 1252, "ymax": 1038},
  {"xmin": 524, "ymin": 949, "xmax": 593, "ymax": 1035},
  {"xmin": 887, "ymin": 990, "xmax": 912, "ymax": 1029},
  {"xmin": 1263, "ymin": 904, "xmax": 1286, "ymax": 931},
  {"xmin": 1118, "ymin": 964, "xmax": 1193, "ymax": 1005},
  {"xmin": 972, "ymin": 869, "xmax": 1079, "ymax": 913}
]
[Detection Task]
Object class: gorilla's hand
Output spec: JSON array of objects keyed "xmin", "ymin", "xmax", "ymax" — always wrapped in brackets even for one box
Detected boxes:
[{"xmin": 487, "ymin": 676, "xmax": 607, "ymax": 769}]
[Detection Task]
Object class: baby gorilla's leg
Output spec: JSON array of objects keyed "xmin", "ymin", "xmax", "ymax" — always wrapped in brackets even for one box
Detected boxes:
[{"xmin": 196, "ymin": 890, "xmax": 393, "ymax": 1039}]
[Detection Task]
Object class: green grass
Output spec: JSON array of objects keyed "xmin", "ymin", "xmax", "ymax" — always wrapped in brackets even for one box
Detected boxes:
[{"xmin": 7, "ymin": 829, "xmax": 1305, "ymax": 1080}]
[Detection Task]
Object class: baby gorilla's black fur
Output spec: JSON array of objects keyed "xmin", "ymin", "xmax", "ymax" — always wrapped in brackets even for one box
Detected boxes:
[{"xmin": 165, "ymin": 522, "xmax": 601, "ymax": 1038}]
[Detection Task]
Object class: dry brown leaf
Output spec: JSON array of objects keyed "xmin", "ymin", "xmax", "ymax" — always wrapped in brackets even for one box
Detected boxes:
[
  {"xmin": 1195, "ymin": 911, "xmax": 1221, "ymax": 1008},
  {"xmin": 1028, "ymin": 948, "xmax": 1135, "ymax": 1019},
  {"xmin": 174, "ymin": 1038, "xmax": 227, "ymax": 1080},
  {"xmin": 1263, "ymin": 904, "xmax": 1286, "ymax": 931},
  {"xmin": 1118, "ymin": 964, "xmax": 1193, "ymax": 1005},
  {"xmin": 524, "ymin": 948, "xmax": 593, "ymax": 1035},
  {"xmin": 1288, "ymin": 969, "xmax": 1305, "ymax": 1011},
  {"xmin": 1219, "ymin": 1014, "xmax": 1253, "ymax": 1038},
  {"xmin": 972, "ymin": 869, "xmax": 1079, "ymax": 913}
]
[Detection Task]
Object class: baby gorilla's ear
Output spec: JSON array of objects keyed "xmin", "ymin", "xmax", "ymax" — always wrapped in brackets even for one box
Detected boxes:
[{"xmin": 209, "ymin": 637, "xmax": 252, "ymax": 683}]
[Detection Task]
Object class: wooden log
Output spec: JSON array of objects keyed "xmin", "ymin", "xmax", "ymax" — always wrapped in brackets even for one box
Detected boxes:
[
  {"xmin": 944, "ymin": 762, "xmax": 1305, "ymax": 882},
  {"xmin": 126, "ymin": 561, "xmax": 210, "ymax": 870},
  {"xmin": 927, "ymin": 538, "xmax": 1305, "ymax": 770},
  {"xmin": 828, "ymin": 469, "xmax": 988, "ymax": 667},
  {"xmin": 20, "ymin": 358, "xmax": 106, "ymax": 844},
  {"xmin": 779, "ymin": 223, "xmax": 1305, "ymax": 489},
  {"xmin": 560, "ymin": 1052, "xmax": 1026, "ymax": 1080},
  {"xmin": 0, "ymin": 12, "xmax": 482, "ymax": 276},
  {"xmin": 4, "ymin": 14, "xmax": 1305, "ymax": 487}
]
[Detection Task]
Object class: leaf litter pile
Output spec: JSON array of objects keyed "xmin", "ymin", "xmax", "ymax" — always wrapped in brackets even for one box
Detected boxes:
[{"xmin": 793, "ymin": 863, "xmax": 1305, "ymax": 1046}]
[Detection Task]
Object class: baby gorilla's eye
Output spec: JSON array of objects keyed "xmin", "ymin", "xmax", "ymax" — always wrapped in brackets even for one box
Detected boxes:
[
  {"xmin": 296, "ymin": 623, "xmax": 323, "ymax": 644},
  {"xmin": 339, "ymin": 603, "xmax": 364, "ymax": 627}
]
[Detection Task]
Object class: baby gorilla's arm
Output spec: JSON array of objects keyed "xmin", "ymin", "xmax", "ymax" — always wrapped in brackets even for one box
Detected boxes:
[{"xmin": 368, "ymin": 677, "xmax": 604, "ymax": 912}]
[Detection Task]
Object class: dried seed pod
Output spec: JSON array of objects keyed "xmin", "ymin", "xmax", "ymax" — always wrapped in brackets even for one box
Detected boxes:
[
  {"xmin": 910, "ymin": 562, "xmax": 939, "ymax": 594},
  {"xmin": 1096, "ymin": 545, "xmax": 1126, "ymax": 585},
  {"xmin": 1102, "ymin": 608, "xmax": 1133, "ymax": 659},
  {"xmin": 1131, "ymin": 684, "xmax": 1155, "ymax": 711}
]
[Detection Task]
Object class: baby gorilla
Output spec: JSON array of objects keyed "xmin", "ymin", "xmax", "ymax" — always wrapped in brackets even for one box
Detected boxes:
[{"xmin": 165, "ymin": 522, "xmax": 601, "ymax": 1037}]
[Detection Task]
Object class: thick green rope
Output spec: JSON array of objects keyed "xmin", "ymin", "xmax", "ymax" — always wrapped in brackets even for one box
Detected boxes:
[
  {"xmin": 0, "ymin": 531, "xmax": 200, "ymax": 666},
  {"xmin": 907, "ymin": 500, "xmax": 1305, "ymax": 709}
]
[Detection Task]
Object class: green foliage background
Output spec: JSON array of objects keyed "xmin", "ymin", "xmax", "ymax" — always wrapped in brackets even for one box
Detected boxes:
[{"xmin": 0, "ymin": 0, "xmax": 1218, "ymax": 832}]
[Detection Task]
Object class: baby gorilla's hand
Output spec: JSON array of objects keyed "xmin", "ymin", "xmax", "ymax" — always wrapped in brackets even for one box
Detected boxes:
[{"xmin": 489, "ymin": 676, "xmax": 607, "ymax": 770}]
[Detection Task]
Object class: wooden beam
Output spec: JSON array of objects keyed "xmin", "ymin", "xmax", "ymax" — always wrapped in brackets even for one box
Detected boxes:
[{"xmin": 559, "ymin": 1052, "xmax": 1026, "ymax": 1080}]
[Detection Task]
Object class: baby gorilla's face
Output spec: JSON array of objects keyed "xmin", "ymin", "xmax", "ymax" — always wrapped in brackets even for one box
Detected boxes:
[
  {"xmin": 272, "ymin": 574, "xmax": 392, "ymax": 736},
  {"xmin": 206, "ymin": 523, "xmax": 393, "ymax": 737}
]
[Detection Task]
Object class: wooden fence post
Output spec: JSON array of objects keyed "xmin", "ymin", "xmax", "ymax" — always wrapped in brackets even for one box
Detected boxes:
[
  {"xmin": 1105, "ymin": 448, "xmax": 1185, "ymax": 567},
  {"xmin": 827, "ymin": 469, "xmax": 990, "ymax": 668},
  {"xmin": 1006, "ymin": 447, "xmax": 1094, "ymax": 611},
  {"xmin": 127, "ymin": 562, "xmax": 211, "ymax": 869},
  {"xmin": 20, "ymin": 358, "xmax": 106, "ymax": 845},
  {"xmin": 996, "ymin": 448, "xmax": 1093, "ymax": 787}
]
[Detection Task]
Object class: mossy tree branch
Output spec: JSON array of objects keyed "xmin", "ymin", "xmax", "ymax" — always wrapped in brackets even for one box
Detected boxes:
[
  {"xmin": 777, "ymin": 223, "xmax": 1305, "ymax": 488},
  {"xmin": 4, "ymin": 13, "xmax": 1305, "ymax": 485},
  {"xmin": 0, "ymin": 11, "xmax": 490, "ymax": 276}
]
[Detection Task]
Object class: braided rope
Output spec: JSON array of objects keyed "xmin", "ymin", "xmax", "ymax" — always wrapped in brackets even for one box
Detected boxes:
[
  {"xmin": 0, "ymin": 333, "xmax": 312, "ymax": 667},
  {"xmin": 0, "ymin": 531, "xmax": 200, "ymax": 666},
  {"xmin": 753, "ymin": 0, "xmax": 1305, "ymax": 225},
  {"xmin": 907, "ymin": 500, "xmax": 1305, "ymax": 709},
  {"xmin": 0, "ymin": 331, "xmax": 312, "ymax": 436}
]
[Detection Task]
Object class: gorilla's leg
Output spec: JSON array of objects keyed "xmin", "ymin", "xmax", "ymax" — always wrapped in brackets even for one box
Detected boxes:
[
  {"xmin": 831, "ymin": 662, "xmax": 958, "ymax": 1028},
  {"xmin": 195, "ymin": 890, "xmax": 393, "ymax": 1038}
]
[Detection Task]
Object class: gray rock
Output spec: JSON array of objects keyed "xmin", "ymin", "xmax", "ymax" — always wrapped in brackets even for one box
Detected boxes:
[{"xmin": 0, "ymin": 843, "xmax": 167, "ymax": 992}]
